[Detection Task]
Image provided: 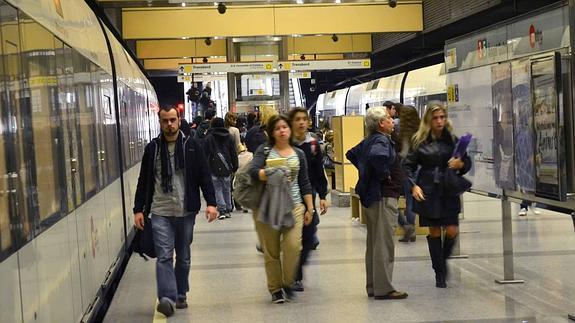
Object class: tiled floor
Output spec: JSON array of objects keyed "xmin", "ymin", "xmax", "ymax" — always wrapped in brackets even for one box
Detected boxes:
[{"xmin": 104, "ymin": 194, "xmax": 575, "ymax": 323}]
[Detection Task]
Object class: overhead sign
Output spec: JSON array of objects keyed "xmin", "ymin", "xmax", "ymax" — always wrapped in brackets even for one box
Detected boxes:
[
  {"xmin": 180, "ymin": 59, "xmax": 370, "ymax": 74},
  {"xmin": 177, "ymin": 74, "xmax": 227, "ymax": 83},
  {"xmin": 278, "ymin": 59, "xmax": 370, "ymax": 71},
  {"xmin": 289, "ymin": 71, "xmax": 312, "ymax": 79},
  {"xmin": 179, "ymin": 62, "xmax": 274, "ymax": 74}
]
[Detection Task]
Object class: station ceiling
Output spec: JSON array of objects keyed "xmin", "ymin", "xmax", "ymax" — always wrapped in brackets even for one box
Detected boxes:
[{"xmin": 96, "ymin": 0, "xmax": 423, "ymax": 71}]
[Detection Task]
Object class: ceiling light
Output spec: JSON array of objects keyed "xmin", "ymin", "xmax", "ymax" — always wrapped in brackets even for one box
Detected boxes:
[
  {"xmin": 335, "ymin": 0, "xmax": 341, "ymax": 3},
  {"xmin": 181, "ymin": 2, "xmax": 186, "ymax": 7},
  {"xmin": 296, "ymin": 0, "xmax": 304, "ymax": 4}
]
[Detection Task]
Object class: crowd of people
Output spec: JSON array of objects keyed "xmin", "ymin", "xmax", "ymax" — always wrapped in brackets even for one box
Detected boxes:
[{"xmin": 132, "ymin": 102, "xmax": 472, "ymax": 316}]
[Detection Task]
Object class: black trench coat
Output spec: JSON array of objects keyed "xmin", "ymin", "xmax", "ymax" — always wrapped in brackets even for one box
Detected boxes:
[{"xmin": 402, "ymin": 129, "xmax": 472, "ymax": 220}]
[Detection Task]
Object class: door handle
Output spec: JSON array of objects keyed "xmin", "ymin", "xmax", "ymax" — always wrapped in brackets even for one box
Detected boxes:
[
  {"xmin": 99, "ymin": 150, "xmax": 106, "ymax": 162},
  {"xmin": 71, "ymin": 158, "xmax": 78, "ymax": 174}
]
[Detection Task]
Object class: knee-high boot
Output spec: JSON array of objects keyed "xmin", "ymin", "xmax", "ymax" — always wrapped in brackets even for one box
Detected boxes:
[
  {"xmin": 426, "ymin": 236, "xmax": 446, "ymax": 288},
  {"xmin": 442, "ymin": 236, "xmax": 457, "ymax": 281}
]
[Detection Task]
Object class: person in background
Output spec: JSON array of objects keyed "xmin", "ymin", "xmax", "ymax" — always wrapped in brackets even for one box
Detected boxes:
[
  {"xmin": 346, "ymin": 107, "xmax": 408, "ymax": 300},
  {"xmin": 288, "ymin": 107, "xmax": 329, "ymax": 292},
  {"xmin": 195, "ymin": 108, "xmax": 216, "ymax": 140},
  {"xmin": 189, "ymin": 115, "xmax": 203, "ymax": 138},
  {"xmin": 402, "ymin": 104, "xmax": 471, "ymax": 288},
  {"xmin": 519, "ymin": 200, "xmax": 540, "ymax": 216},
  {"xmin": 246, "ymin": 106, "xmax": 277, "ymax": 153},
  {"xmin": 397, "ymin": 105, "xmax": 421, "ymax": 243},
  {"xmin": 236, "ymin": 115, "xmax": 248, "ymax": 143},
  {"xmin": 247, "ymin": 111, "xmax": 257, "ymax": 130},
  {"xmin": 225, "ymin": 112, "xmax": 242, "ymax": 153},
  {"xmin": 250, "ymin": 114, "xmax": 314, "ymax": 304},
  {"xmin": 204, "ymin": 117, "xmax": 239, "ymax": 220},
  {"xmin": 133, "ymin": 105, "xmax": 218, "ymax": 317}
]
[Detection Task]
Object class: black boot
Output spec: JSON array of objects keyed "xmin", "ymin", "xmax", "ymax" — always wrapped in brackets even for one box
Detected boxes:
[
  {"xmin": 442, "ymin": 236, "xmax": 457, "ymax": 281},
  {"xmin": 427, "ymin": 236, "xmax": 446, "ymax": 288}
]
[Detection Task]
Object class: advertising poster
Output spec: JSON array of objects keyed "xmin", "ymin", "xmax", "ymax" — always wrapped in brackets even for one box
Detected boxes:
[
  {"xmin": 491, "ymin": 63, "xmax": 515, "ymax": 190},
  {"xmin": 531, "ymin": 58, "xmax": 559, "ymax": 198},
  {"xmin": 511, "ymin": 59, "xmax": 535, "ymax": 193}
]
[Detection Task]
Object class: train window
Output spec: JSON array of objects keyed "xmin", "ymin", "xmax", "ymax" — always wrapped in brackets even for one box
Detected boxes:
[
  {"xmin": 19, "ymin": 16, "xmax": 63, "ymax": 225},
  {"xmin": 0, "ymin": 11, "xmax": 11, "ymax": 254}
]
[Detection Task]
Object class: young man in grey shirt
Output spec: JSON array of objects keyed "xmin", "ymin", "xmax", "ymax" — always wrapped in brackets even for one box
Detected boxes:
[{"xmin": 133, "ymin": 105, "xmax": 218, "ymax": 317}]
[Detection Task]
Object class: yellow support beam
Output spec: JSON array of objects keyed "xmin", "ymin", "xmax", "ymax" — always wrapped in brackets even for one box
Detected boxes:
[
  {"xmin": 287, "ymin": 34, "xmax": 371, "ymax": 55},
  {"xmin": 122, "ymin": 2, "xmax": 422, "ymax": 39},
  {"xmin": 137, "ymin": 39, "xmax": 226, "ymax": 59}
]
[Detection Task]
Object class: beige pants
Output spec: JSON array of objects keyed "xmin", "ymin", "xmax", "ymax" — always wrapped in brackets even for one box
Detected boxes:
[
  {"xmin": 255, "ymin": 203, "xmax": 305, "ymax": 293},
  {"xmin": 363, "ymin": 197, "xmax": 398, "ymax": 296}
]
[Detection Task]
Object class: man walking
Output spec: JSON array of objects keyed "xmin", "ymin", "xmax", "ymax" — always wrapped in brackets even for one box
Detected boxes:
[{"xmin": 133, "ymin": 105, "xmax": 218, "ymax": 317}]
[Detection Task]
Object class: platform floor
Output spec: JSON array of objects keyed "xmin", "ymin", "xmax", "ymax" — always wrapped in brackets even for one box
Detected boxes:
[{"xmin": 104, "ymin": 194, "xmax": 575, "ymax": 323}]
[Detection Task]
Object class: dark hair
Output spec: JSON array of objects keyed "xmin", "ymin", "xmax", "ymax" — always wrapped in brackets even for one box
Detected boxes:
[
  {"xmin": 247, "ymin": 112, "xmax": 257, "ymax": 128},
  {"xmin": 288, "ymin": 107, "xmax": 308, "ymax": 122},
  {"xmin": 211, "ymin": 117, "xmax": 225, "ymax": 128},
  {"xmin": 192, "ymin": 115, "xmax": 203, "ymax": 126},
  {"xmin": 158, "ymin": 105, "xmax": 180, "ymax": 118},
  {"xmin": 266, "ymin": 114, "xmax": 292, "ymax": 146},
  {"xmin": 236, "ymin": 115, "xmax": 247, "ymax": 129},
  {"xmin": 399, "ymin": 105, "xmax": 420, "ymax": 147},
  {"xmin": 204, "ymin": 108, "xmax": 216, "ymax": 120}
]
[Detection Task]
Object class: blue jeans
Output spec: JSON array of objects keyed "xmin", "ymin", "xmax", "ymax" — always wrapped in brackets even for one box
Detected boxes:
[
  {"xmin": 151, "ymin": 213, "xmax": 196, "ymax": 302},
  {"xmin": 399, "ymin": 182, "xmax": 415, "ymax": 226},
  {"xmin": 212, "ymin": 175, "xmax": 232, "ymax": 213}
]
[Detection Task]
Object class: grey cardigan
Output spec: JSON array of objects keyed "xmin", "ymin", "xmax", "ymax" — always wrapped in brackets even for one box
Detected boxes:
[
  {"xmin": 257, "ymin": 170, "xmax": 295, "ymax": 229},
  {"xmin": 249, "ymin": 144, "xmax": 313, "ymax": 201}
]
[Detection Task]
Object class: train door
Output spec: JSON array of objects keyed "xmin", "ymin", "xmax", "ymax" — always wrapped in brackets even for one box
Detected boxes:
[{"xmin": 54, "ymin": 39, "xmax": 82, "ymax": 210}]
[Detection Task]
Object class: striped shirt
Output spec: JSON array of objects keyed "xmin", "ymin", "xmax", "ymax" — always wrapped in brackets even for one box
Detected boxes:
[{"xmin": 268, "ymin": 148, "xmax": 302, "ymax": 204}]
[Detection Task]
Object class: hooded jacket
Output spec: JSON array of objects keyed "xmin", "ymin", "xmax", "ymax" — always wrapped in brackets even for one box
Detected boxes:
[{"xmin": 204, "ymin": 127, "xmax": 239, "ymax": 176}]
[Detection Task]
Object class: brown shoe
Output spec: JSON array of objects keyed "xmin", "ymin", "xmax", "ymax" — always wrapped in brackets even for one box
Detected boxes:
[{"xmin": 374, "ymin": 290, "xmax": 408, "ymax": 300}]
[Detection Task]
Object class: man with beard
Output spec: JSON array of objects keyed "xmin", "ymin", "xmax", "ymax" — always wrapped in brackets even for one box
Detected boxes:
[{"xmin": 133, "ymin": 105, "xmax": 218, "ymax": 317}]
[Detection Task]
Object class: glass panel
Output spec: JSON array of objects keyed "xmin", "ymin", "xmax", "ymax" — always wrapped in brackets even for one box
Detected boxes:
[
  {"xmin": 101, "ymin": 85, "xmax": 119, "ymax": 182},
  {"xmin": 18, "ymin": 14, "xmax": 63, "ymax": 229},
  {"xmin": 72, "ymin": 50, "xmax": 98, "ymax": 198},
  {"xmin": 0, "ymin": 3, "xmax": 12, "ymax": 253}
]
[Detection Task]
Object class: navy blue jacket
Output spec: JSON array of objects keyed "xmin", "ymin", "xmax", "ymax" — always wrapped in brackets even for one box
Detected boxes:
[
  {"xmin": 346, "ymin": 132, "xmax": 398, "ymax": 208},
  {"xmin": 133, "ymin": 136, "xmax": 217, "ymax": 216},
  {"xmin": 293, "ymin": 133, "xmax": 329, "ymax": 200}
]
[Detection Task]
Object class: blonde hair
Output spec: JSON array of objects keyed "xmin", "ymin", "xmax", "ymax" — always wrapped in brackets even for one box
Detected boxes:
[
  {"xmin": 259, "ymin": 105, "xmax": 278, "ymax": 127},
  {"xmin": 412, "ymin": 104, "xmax": 453, "ymax": 149}
]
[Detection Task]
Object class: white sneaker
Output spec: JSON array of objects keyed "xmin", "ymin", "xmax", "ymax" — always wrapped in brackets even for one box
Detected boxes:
[
  {"xmin": 531, "ymin": 207, "xmax": 541, "ymax": 215},
  {"xmin": 518, "ymin": 208, "xmax": 527, "ymax": 216},
  {"xmin": 218, "ymin": 214, "xmax": 226, "ymax": 220}
]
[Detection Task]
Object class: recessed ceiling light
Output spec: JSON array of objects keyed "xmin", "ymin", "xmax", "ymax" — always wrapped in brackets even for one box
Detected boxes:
[{"xmin": 181, "ymin": 2, "xmax": 186, "ymax": 7}]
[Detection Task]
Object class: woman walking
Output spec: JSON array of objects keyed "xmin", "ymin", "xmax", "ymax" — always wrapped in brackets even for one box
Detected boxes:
[
  {"xmin": 249, "ymin": 114, "xmax": 314, "ymax": 304},
  {"xmin": 402, "ymin": 104, "xmax": 471, "ymax": 288}
]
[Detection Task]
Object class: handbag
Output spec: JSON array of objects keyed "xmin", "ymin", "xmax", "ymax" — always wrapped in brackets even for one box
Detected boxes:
[
  {"xmin": 133, "ymin": 214, "xmax": 156, "ymax": 260},
  {"xmin": 443, "ymin": 168, "xmax": 472, "ymax": 196}
]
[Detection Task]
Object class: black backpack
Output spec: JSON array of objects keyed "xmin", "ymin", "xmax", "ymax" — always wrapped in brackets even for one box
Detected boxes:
[{"xmin": 207, "ymin": 137, "xmax": 233, "ymax": 177}]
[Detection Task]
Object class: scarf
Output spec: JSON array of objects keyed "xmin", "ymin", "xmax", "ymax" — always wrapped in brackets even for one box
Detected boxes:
[{"xmin": 159, "ymin": 131, "xmax": 185, "ymax": 193}]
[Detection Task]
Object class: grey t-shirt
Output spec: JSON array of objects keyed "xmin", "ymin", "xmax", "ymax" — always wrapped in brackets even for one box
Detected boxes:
[{"xmin": 150, "ymin": 142, "xmax": 187, "ymax": 217}]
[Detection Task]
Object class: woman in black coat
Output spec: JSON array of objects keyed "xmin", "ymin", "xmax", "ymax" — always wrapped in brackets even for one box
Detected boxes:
[{"xmin": 402, "ymin": 104, "xmax": 471, "ymax": 288}]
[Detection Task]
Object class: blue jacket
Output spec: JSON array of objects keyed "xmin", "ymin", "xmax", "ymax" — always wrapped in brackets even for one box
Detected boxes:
[
  {"xmin": 133, "ymin": 136, "xmax": 217, "ymax": 216},
  {"xmin": 346, "ymin": 132, "xmax": 397, "ymax": 208}
]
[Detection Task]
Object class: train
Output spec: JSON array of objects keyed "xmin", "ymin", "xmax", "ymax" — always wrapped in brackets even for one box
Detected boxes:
[
  {"xmin": 0, "ymin": 0, "xmax": 158, "ymax": 322},
  {"xmin": 316, "ymin": 62, "xmax": 447, "ymax": 122}
]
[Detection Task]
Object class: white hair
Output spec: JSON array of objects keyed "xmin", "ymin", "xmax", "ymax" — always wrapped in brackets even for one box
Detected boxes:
[{"xmin": 365, "ymin": 106, "xmax": 389, "ymax": 135}]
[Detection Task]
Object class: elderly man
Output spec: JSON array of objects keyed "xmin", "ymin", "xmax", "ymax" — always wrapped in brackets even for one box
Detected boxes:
[{"xmin": 346, "ymin": 107, "xmax": 407, "ymax": 300}]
